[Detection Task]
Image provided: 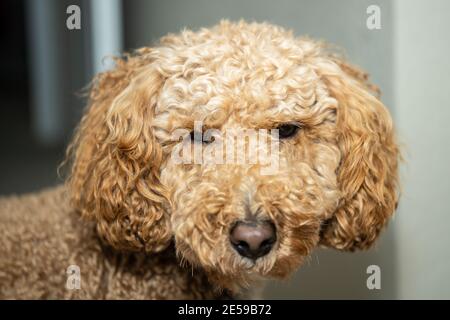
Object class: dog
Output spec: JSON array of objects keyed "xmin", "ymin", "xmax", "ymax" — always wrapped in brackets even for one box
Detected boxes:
[{"xmin": 0, "ymin": 20, "xmax": 399, "ymax": 299}]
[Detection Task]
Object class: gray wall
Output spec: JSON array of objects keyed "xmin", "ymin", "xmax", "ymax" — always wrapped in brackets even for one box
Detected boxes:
[
  {"xmin": 393, "ymin": 0, "xmax": 450, "ymax": 299},
  {"xmin": 26, "ymin": 0, "xmax": 90, "ymax": 146},
  {"xmin": 124, "ymin": 0, "xmax": 396, "ymax": 299}
]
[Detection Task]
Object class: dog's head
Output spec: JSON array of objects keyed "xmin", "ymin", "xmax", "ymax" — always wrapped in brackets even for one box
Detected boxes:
[{"xmin": 67, "ymin": 21, "xmax": 399, "ymax": 292}]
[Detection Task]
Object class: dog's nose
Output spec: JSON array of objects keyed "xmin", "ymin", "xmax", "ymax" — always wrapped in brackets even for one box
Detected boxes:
[{"xmin": 230, "ymin": 221, "xmax": 276, "ymax": 259}]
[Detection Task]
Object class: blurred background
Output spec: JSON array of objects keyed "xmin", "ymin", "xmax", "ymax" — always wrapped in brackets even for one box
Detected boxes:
[{"xmin": 1, "ymin": 0, "xmax": 449, "ymax": 299}]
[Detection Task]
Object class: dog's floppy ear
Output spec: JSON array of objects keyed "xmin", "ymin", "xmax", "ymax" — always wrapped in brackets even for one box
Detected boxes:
[
  {"xmin": 317, "ymin": 57, "xmax": 399, "ymax": 251},
  {"xmin": 66, "ymin": 52, "xmax": 172, "ymax": 253}
]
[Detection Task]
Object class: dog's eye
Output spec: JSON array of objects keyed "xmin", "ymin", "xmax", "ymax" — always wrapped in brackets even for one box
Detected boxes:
[
  {"xmin": 190, "ymin": 131, "xmax": 214, "ymax": 144},
  {"xmin": 277, "ymin": 123, "xmax": 300, "ymax": 139},
  {"xmin": 190, "ymin": 131, "xmax": 202, "ymax": 143}
]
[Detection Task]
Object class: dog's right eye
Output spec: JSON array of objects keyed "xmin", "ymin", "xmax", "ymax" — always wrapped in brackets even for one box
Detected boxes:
[
  {"xmin": 190, "ymin": 131, "xmax": 214, "ymax": 144},
  {"xmin": 190, "ymin": 131, "xmax": 201, "ymax": 143}
]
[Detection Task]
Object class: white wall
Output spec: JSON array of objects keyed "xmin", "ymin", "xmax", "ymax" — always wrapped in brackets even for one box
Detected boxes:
[{"xmin": 394, "ymin": 0, "xmax": 450, "ymax": 299}]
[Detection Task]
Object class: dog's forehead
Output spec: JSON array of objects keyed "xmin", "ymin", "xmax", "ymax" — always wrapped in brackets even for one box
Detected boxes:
[
  {"xmin": 154, "ymin": 64, "xmax": 325, "ymax": 129},
  {"xmin": 153, "ymin": 25, "xmax": 326, "ymax": 130}
]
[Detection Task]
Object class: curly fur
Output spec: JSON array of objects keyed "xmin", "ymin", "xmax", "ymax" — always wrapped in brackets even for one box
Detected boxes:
[{"xmin": 0, "ymin": 20, "xmax": 399, "ymax": 299}]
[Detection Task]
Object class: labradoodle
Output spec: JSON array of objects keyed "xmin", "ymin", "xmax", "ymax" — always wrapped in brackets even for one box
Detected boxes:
[{"xmin": 0, "ymin": 20, "xmax": 399, "ymax": 299}]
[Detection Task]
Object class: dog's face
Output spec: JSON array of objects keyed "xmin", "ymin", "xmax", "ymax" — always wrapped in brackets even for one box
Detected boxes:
[{"xmin": 67, "ymin": 21, "xmax": 399, "ymax": 292}]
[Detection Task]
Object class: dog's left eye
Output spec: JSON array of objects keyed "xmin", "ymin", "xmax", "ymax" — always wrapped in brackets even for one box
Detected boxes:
[{"xmin": 277, "ymin": 123, "xmax": 300, "ymax": 139}]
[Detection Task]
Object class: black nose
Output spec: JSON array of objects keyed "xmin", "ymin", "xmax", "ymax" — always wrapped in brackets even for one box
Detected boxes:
[{"xmin": 230, "ymin": 221, "xmax": 276, "ymax": 259}]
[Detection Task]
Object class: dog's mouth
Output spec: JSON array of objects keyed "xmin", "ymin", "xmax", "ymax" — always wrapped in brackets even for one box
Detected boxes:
[{"xmin": 174, "ymin": 218, "xmax": 302, "ymax": 278}]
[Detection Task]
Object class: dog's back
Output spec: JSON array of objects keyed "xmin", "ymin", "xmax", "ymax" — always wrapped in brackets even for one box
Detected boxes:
[{"xmin": 0, "ymin": 187, "xmax": 220, "ymax": 299}]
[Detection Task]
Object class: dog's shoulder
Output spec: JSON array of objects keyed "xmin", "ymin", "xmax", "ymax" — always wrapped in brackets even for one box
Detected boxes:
[
  {"xmin": 0, "ymin": 187, "xmax": 222, "ymax": 299},
  {"xmin": 0, "ymin": 185, "xmax": 99, "ymax": 298}
]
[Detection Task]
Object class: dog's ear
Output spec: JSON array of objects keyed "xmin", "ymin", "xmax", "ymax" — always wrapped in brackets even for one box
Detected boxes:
[
  {"xmin": 66, "ymin": 53, "xmax": 172, "ymax": 253},
  {"xmin": 317, "ymin": 57, "xmax": 399, "ymax": 251}
]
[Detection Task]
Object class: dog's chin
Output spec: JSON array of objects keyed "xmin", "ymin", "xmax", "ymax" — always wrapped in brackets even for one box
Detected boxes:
[
  {"xmin": 194, "ymin": 253, "xmax": 304, "ymax": 294},
  {"xmin": 175, "ymin": 238, "xmax": 307, "ymax": 292},
  {"xmin": 180, "ymin": 248, "xmax": 302, "ymax": 288}
]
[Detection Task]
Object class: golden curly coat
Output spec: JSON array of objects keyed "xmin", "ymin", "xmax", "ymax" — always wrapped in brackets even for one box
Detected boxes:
[{"xmin": 0, "ymin": 20, "xmax": 399, "ymax": 299}]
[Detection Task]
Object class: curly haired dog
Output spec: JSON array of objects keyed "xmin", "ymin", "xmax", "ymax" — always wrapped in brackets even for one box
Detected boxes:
[{"xmin": 0, "ymin": 21, "xmax": 399, "ymax": 299}]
